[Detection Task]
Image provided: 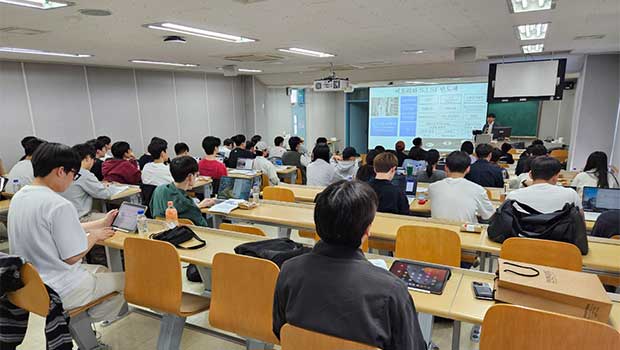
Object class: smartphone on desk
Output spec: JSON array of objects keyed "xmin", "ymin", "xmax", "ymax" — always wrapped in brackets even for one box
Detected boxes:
[{"xmin": 472, "ymin": 281, "xmax": 494, "ymax": 301}]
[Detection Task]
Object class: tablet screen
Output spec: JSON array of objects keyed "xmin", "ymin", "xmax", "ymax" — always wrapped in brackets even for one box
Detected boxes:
[
  {"xmin": 389, "ymin": 260, "xmax": 451, "ymax": 295},
  {"xmin": 112, "ymin": 202, "xmax": 147, "ymax": 232}
]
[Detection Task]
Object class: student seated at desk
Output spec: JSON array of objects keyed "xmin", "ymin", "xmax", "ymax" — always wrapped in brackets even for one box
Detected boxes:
[
  {"xmin": 8, "ymin": 142, "xmax": 126, "ymax": 323},
  {"xmin": 490, "ymin": 148, "xmax": 509, "ymax": 180},
  {"xmin": 61, "ymin": 143, "xmax": 113, "ymax": 220},
  {"xmin": 591, "ymin": 210, "xmax": 620, "ymax": 238},
  {"xmin": 416, "ymin": 149, "xmax": 446, "ymax": 183},
  {"xmin": 429, "ymin": 151, "xmax": 495, "ymax": 223},
  {"xmin": 282, "ymin": 136, "xmax": 309, "ymax": 184},
  {"xmin": 199, "ymin": 136, "xmax": 228, "ymax": 180},
  {"xmin": 141, "ymin": 139, "xmax": 173, "ymax": 186},
  {"xmin": 86, "ymin": 138, "xmax": 106, "ymax": 181},
  {"xmin": 571, "ymin": 151, "xmax": 619, "ymax": 194},
  {"xmin": 465, "ymin": 143, "xmax": 504, "ymax": 188},
  {"xmin": 408, "ymin": 137, "xmax": 426, "ymax": 161},
  {"xmin": 220, "ymin": 138, "xmax": 233, "ymax": 160},
  {"xmin": 356, "ymin": 149, "xmax": 381, "ymax": 182},
  {"xmin": 460, "ymin": 141, "xmax": 476, "ymax": 164},
  {"xmin": 392, "ymin": 140, "xmax": 408, "ymax": 167},
  {"xmin": 499, "ymin": 143, "xmax": 515, "ymax": 164},
  {"xmin": 515, "ymin": 139, "xmax": 544, "ymax": 175},
  {"xmin": 6, "ymin": 137, "xmax": 45, "ymax": 193},
  {"xmin": 138, "ymin": 137, "xmax": 167, "ymax": 170},
  {"xmin": 225, "ymin": 134, "xmax": 255, "ymax": 168},
  {"xmin": 331, "ymin": 146, "xmax": 359, "ymax": 181},
  {"xmin": 307, "ymin": 144, "xmax": 337, "ymax": 186},
  {"xmin": 253, "ymin": 142, "xmax": 279, "ymax": 186},
  {"xmin": 97, "ymin": 135, "xmax": 112, "ymax": 160},
  {"xmin": 102, "ymin": 141, "xmax": 141, "ymax": 185},
  {"xmin": 270, "ymin": 136, "xmax": 287, "ymax": 158},
  {"xmin": 273, "ymin": 180, "xmax": 426, "ymax": 350},
  {"xmin": 368, "ymin": 152, "xmax": 409, "ymax": 215},
  {"xmin": 515, "ymin": 144, "xmax": 548, "ymax": 188},
  {"xmin": 150, "ymin": 156, "xmax": 215, "ymax": 226},
  {"xmin": 174, "ymin": 142, "xmax": 190, "ymax": 158}
]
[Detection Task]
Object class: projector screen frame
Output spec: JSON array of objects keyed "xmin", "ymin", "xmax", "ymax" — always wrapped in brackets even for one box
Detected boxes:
[{"xmin": 487, "ymin": 58, "xmax": 567, "ymax": 103}]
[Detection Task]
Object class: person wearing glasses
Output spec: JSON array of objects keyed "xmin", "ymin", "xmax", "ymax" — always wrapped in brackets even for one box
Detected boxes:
[
  {"xmin": 7, "ymin": 142, "xmax": 127, "ymax": 330},
  {"xmin": 60, "ymin": 143, "xmax": 114, "ymax": 221}
]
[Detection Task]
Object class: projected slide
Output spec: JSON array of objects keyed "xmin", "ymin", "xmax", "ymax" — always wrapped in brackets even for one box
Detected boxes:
[{"xmin": 368, "ymin": 83, "xmax": 488, "ymax": 151}]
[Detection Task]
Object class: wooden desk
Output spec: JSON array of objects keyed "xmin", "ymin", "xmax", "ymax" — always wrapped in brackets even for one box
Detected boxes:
[
  {"xmin": 278, "ymin": 183, "xmax": 323, "ymax": 202},
  {"xmin": 0, "ymin": 200, "xmax": 10, "ymax": 212},
  {"xmin": 276, "ymin": 166, "xmax": 297, "ymax": 184},
  {"xmin": 0, "ymin": 192, "xmax": 14, "ymax": 199}
]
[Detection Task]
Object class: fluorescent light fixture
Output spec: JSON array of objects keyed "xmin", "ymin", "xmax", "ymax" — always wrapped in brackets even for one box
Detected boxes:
[
  {"xmin": 146, "ymin": 22, "xmax": 255, "ymax": 43},
  {"xmin": 508, "ymin": 0, "xmax": 555, "ymax": 13},
  {"xmin": 0, "ymin": 0, "xmax": 72, "ymax": 9},
  {"xmin": 521, "ymin": 44, "xmax": 544, "ymax": 54},
  {"xmin": 516, "ymin": 23, "xmax": 549, "ymax": 40},
  {"xmin": 0, "ymin": 47, "xmax": 91, "ymax": 57},
  {"xmin": 238, "ymin": 68, "xmax": 262, "ymax": 73},
  {"xmin": 405, "ymin": 81, "xmax": 437, "ymax": 85},
  {"xmin": 402, "ymin": 49, "xmax": 425, "ymax": 54},
  {"xmin": 277, "ymin": 48, "xmax": 335, "ymax": 58},
  {"xmin": 130, "ymin": 59, "xmax": 198, "ymax": 67}
]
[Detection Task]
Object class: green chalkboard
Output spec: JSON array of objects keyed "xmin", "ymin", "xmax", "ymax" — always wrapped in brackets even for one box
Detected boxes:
[{"xmin": 487, "ymin": 101, "xmax": 540, "ymax": 137}]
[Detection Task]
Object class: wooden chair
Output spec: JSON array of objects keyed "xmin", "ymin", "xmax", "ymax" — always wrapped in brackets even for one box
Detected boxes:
[
  {"xmin": 155, "ymin": 217, "xmax": 194, "ymax": 226},
  {"xmin": 480, "ymin": 304, "xmax": 620, "ymax": 350},
  {"xmin": 295, "ymin": 168, "xmax": 303, "ymax": 185},
  {"xmin": 261, "ymin": 173, "xmax": 270, "ymax": 190},
  {"xmin": 550, "ymin": 149, "xmax": 569, "ymax": 163},
  {"xmin": 395, "ymin": 225, "xmax": 461, "ymax": 267},
  {"xmin": 220, "ymin": 222, "xmax": 266, "ymax": 236},
  {"xmin": 280, "ymin": 324, "xmax": 378, "ymax": 350},
  {"xmin": 311, "ymin": 232, "xmax": 369, "ymax": 252},
  {"xmin": 123, "ymin": 237, "xmax": 210, "ymax": 350},
  {"xmin": 298, "ymin": 230, "xmax": 316, "ymax": 239},
  {"xmin": 263, "ymin": 186, "xmax": 295, "ymax": 202},
  {"xmin": 8, "ymin": 263, "xmax": 119, "ymax": 350},
  {"xmin": 507, "ymin": 148, "xmax": 518, "ymax": 155},
  {"xmin": 500, "ymin": 237, "xmax": 582, "ymax": 271},
  {"xmin": 485, "ymin": 189, "xmax": 494, "ymax": 201},
  {"xmin": 209, "ymin": 253, "xmax": 280, "ymax": 347}
]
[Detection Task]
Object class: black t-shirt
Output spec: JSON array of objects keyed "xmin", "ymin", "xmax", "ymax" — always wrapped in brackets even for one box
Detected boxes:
[
  {"xmin": 91, "ymin": 158, "xmax": 104, "ymax": 181},
  {"xmin": 225, "ymin": 148, "xmax": 255, "ymax": 168},
  {"xmin": 368, "ymin": 178, "xmax": 410, "ymax": 215},
  {"xmin": 138, "ymin": 153, "xmax": 154, "ymax": 170}
]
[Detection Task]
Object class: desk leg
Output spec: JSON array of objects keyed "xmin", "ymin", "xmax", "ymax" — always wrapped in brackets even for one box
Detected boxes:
[
  {"xmin": 157, "ymin": 314, "xmax": 186, "ymax": 350},
  {"xmin": 451, "ymin": 321, "xmax": 461, "ymax": 350},
  {"xmin": 246, "ymin": 338, "xmax": 273, "ymax": 350},
  {"xmin": 105, "ymin": 247, "xmax": 123, "ymax": 272},
  {"xmin": 212, "ymin": 215, "xmax": 222, "ymax": 229},
  {"xmin": 101, "ymin": 201, "xmax": 108, "ymax": 213},
  {"xmin": 478, "ymin": 252, "xmax": 486, "ymax": 272},
  {"xmin": 418, "ymin": 313, "xmax": 434, "ymax": 347},
  {"xmin": 277, "ymin": 227, "xmax": 291, "ymax": 239},
  {"xmin": 290, "ymin": 172, "xmax": 297, "ymax": 184},
  {"xmin": 196, "ymin": 266, "xmax": 212, "ymax": 297},
  {"xmin": 204, "ymin": 183, "xmax": 213, "ymax": 198}
]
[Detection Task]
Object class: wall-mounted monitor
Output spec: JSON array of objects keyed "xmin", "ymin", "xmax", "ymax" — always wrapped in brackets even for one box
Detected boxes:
[{"xmin": 487, "ymin": 59, "xmax": 567, "ymax": 103}]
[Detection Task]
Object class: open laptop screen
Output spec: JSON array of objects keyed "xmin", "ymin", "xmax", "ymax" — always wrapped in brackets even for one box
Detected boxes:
[
  {"xmin": 583, "ymin": 187, "xmax": 620, "ymax": 212},
  {"xmin": 217, "ymin": 176, "xmax": 252, "ymax": 201}
]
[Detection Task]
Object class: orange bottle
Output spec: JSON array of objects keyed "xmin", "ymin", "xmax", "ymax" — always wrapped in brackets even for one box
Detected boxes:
[{"xmin": 165, "ymin": 201, "xmax": 178, "ymax": 228}]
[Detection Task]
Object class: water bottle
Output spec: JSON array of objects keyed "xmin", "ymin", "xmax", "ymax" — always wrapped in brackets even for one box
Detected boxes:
[
  {"xmin": 136, "ymin": 210, "xmax": 148, "ymax": 235},
  {"xmin": 12, "ymin": 179, "xmax": 20, "ymax": 193},
  {"xmin": 251, "ymin": 184, "xmax": 260, "ymax": 204},
  {"xmin": 165, "ymin": 201, "xmax": 178, "ymax": 228}
]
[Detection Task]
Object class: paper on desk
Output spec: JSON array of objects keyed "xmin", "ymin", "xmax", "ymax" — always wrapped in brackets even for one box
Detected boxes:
[
  {"xmin": 208, "ymin": 199, "xmax": 245, "ymax": 214},
  {"xmin": 229, "ymin": 169, "xmax": 258, "ymax": 176},
  {"xmin": 108, "ymin": 185, "xmax": 129, "ymax": 196},
  {"xmin": 417, "ymin": 188, "xmax": 428, "ymax": 193},
  {"xmin": 369, "ymin": 259, "xmax": 388, "ymax": 270}
]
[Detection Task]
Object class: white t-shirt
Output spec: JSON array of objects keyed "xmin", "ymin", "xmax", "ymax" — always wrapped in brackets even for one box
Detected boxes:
[
  {"xmin": 6, "ymin": 159, "xmax": 34, "ymax": 193},
  {"xmin": 141, "ymin": 162, "xmax": 173, "ymax": 186},
  {"xmin": 306, "ymin": 159, "xmax": 337, "ymax": 186},
  {"xmin": 506, "ymin": 183, "xmax": 582, "ymax": 213},
  {"xmin": 571, "ymin": 170, "xmax": 619, "ymax": 193},
  {"xmin": 269, "ymin": 146, "xmax": 287, "ymax": 158},
  {"xmin": 8, "ymin": 185, "xmax": 89, "ymax": 298},
  {"xmin": 253, "ymin": 156, "xmax": 280, "ymax": 186},
  {"xmin": 428, "ymin": 177, "xmax": 495, "ymax": 223}
]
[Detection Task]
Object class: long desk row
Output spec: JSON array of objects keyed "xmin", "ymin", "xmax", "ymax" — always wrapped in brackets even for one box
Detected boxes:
[{"xmin": 203, "ymin": 201, "xmax": 620, "ymax": 275}]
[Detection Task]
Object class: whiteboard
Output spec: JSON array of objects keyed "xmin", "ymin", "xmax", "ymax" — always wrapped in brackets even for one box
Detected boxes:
[{"xmin": 494, "ymin": 60, "xmax": 559, "ymax": 98}]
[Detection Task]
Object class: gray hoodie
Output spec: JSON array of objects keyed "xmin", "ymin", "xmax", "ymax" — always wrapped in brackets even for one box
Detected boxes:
[{"xmin": 331, "ymin": 159, "xmax": 359, "ymax": 181}]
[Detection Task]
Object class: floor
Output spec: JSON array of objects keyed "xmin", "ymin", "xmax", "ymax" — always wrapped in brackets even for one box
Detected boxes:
[{"xmin": 11, "ymin": 224, "xmax": 482, "ymax": 350}]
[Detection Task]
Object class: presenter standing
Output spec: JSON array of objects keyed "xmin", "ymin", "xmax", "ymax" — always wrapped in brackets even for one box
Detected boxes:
[{"xmin": 482, "ymin": 113, "xmax": 498, "ymax": 135}]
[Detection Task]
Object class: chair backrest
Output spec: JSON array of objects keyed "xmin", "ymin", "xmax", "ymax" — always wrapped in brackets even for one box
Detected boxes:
[
  {"xmin": 263, "ymin": 186, "xmax": 295, "ymax": 202},
  {"xmin": 280, "ymin": 324, "xmax": 379, "ymax": 350},
  {"xmin": 500, "ymin": 237, "xmax": 582, "ymax": 271},
  {"xmin": 295, "ymin": 168, "xmax": 303, "ymax": 185},
  {"xmin": 7, "ymin": 263, "xmax": 50, "ymax": 317},
  {"xmin": 485, "ymin": 189, "xmax": 493, "ymax": 201},
  {"xmin": 123, "ymin": 237, "xmax": 183, "ymax": 315},
  {"xmin": 209, "ymin": 253, "xmax": 280, "ymax": 344},
  {"xmin": 549, "ymin": 149, "xmax": 569, "ymax": 163},
  {"xmin": 220, "ymin": 223, "xmax": 266, "ymax": 236},
  {"xmin": 312, "ymin": 232, "xmax": 368, "ymax": 252},
  {"xmin": 480, "ymin": 304, "xmax": 620, "ymax": 350},
  {"xmin": 611, "ymin": 235, "xmax": 620, "ymax": 240},
  {"xmin": 261, "ymin": 173, "xmax": 270, "ymax": 190},
  {"xmin": 395, "ymin": 225, "xmax": 461, "ymax": 267}
]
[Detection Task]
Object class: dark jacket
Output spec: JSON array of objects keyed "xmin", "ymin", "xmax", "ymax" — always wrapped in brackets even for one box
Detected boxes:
[
  {"xmin": 91, "ymin": 158, "xmax": 104, "ymax": 181},
  {"xmin": 408, "ymin": 147, "xmax": 427, "ymax": 161},
  {"xmin": 225, "ymin": 148, "xmax": 255, "ymax": 169},
  {"xmin": 282, "ymin": 151, "xmax": 307, "ymax": 184},
  {"xmin": 273, "ymin": 241, "xmax": 427, "ymax": 350},
  {"xmin": 591, "ymin": 210, "xmax": 620, "ymax": 238},
  {"xmin": 465, "ymin": 159, "xmax": 504, "ymax": 188},
  {"xmin": 138, "ymin": 153, "xmax": 154, "ymax": 170},
  {"xmin": 356, "ymin": 165, "xmax": 375, "ymax": 182},
  {"xmin": 102, "ymin": 158, "xmax": 141, "ymax": 185},
  {"xmin": 499, "ymin": 152, "xmax": 515, "ymax": 165},
  {"xmin": 368, "ymin": 178, "xmax": 410, "ymax": 215}
]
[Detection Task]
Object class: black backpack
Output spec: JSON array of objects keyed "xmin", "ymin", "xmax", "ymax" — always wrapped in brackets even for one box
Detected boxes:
[
  {"xmin": 488, "ymin": 200, "xmax": 588, "ymax": 255},
  {"xmin": 234, "ymin": 238, "xmax": 311, "ymax": 267}
]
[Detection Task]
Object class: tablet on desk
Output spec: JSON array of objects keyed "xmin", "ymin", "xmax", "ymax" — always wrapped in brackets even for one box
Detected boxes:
[
  {"xmin": 389, "ymin": 260, "xmax": 451, "ymax": 295},
  {"xmin": 111, "ymin": 202, "xmax": 148, "ymax": 233}
]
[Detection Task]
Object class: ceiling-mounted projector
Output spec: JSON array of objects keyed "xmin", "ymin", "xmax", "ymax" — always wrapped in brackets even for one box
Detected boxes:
[{"xmin": 313, "ymin": 72, "xmax": 350, "ymax": 92}]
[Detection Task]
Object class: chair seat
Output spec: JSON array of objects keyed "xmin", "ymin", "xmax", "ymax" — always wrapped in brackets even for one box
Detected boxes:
[
  {"xmin": 67, "ymin": 292, "xmax": 119, "ymax": 318},
  {"xmin": 178, "ymin": 292, "xmax": 210, "ymax": 317}
]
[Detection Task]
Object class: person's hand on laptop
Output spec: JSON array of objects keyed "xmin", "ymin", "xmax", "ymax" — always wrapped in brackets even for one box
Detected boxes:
[
  {"xmin": 198, "ymin": 198, "xmax": 216, "ymax": 208},
  {"xmin": 91, "ymin": 227, "xmax": 116, "ymax": 242}
]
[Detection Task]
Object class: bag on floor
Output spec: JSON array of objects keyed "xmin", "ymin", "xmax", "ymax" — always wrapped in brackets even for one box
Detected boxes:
[
  {"xmin": 234, "ymin": 238, "xmax": 311, "ymax": 267},
  {"xmin": 186, "ymin": 264, "xmax": 202, "ymax": 283},
  {"xmin": 487, "ymin": 200, "xmax": 588, "ymax": 254}
]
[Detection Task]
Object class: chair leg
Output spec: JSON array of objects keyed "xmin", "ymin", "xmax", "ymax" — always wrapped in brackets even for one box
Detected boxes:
[
  {"xmin": 157, "ymin": 314, "xmax": 186, "ymax": 350},
  {"xmin": 196, "ymin": 266, "xmax": 212, "ymax": 296},
  {"xmin": 418, "ymin": 312, "xmax": 434, "ymax": 347},
  {"xmin": 277, "ymin": 227, "xmax": 291, "ymax": 238},
  {"xmin": 246, "ymin": 338, "xmax": 273, "ymax": 350},
  {"xmin": 69, "ymin": 312, "xmax": 99, "ymax": 350},
  {"xmin": 451, "ymin": 321, "xmax": 461, "ymax": 350}
]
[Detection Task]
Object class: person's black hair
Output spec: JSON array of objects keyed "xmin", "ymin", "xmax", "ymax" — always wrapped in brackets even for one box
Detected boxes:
[
  {"xmin": 169, "ymin": 156, "xmax": 198, "ymax": 183},
  {"xmin": 245, "ymin": 141, "xmax": 255, "ymax": 150},
  {"xmin": 445, "ymin": 151, "xmax": 471, "ymax": 173},
  {"xmin": 316, "ymin": 137, "xmax": 328, "ymax": 145},
  {"xmin": 111, "ymin": 141, "xmax": 131, "ymax": 159},
  {"xmin": 86, "ymin": 138, "xmax": 105, "ymax": 152},
  {"xmin": 32, "ymin": 142, "xmax": 80, "ymax": 178},
  {"xmin": 487, "ymin": 113, "xmax": 496, "ymax": 119},
  {"xmin": 374, "ymin": 145, "xmax": 386, "ymax": 152},
  {"xmin": 460, "ymin": 141, "xmax": 474, "ymax": 155},
  {"xmin": 475, "ymin": 143, "xmax": 493, "ymax": 159},
  {"xmin": 72, "ymin": 143, "xmax": 96, "ymax": 161},
  {"xmin": 312, "ymin": 144, "xmax": 330, "ymax": 163},
  {"xmin": 366, "ymin": 149, "xmax": 380, "ymax": 166},
  {"xmin": 530, "ymin": 156, "xmax": 561, "ymax": 181},
  {"xmin": 174, "ymin": 142, "xmax": 190, "ymax": 156},
  {"xmin": 232, "ymin": 134, "xmax": 246, "ymax": 147},
  {"xmin": 314, "ymin": 180, "xmax": 378, "ymax": 248},
  {"xmin": 425, "ymin": 149, "xmax": 440, "ymax": 178},
  {"xmin": 413, "ymin": 137, "xmax": 422, "ymax": 147},
  {"xmin": 250, "ymin": 135, "xmax": 262, "ymax": 144},
  {"xmin": 274, "ymin": 136, "xmax": 284, "ymax": 147},
  {"xmin": 501, "ymin": 143, "xmax": 513, "ymax": 154},
  {"xmin": 288, "ymin": 136, "xmax": 302, "ymax": 152},
  {"xmin": 531, "ymin": 139, "xmax": 544, "ymax": 146},
  {"xmin": 97, "ymin": 135, "xmax": 111, "ymax": 145},
  {"xmin": 202, "ymin": 136, "xmax": 221, "ymax": 155},
  {"xmin": 23, "ymin": 138, "xmax": 45, "ymax": 156},
  {"xmin": 521, "ymin": 144, "xmax": 547, "ymax": 174},
  {"xmin": 530, "ymin": 144, "xmax": 548, "ymax": 157},
  {"xmin": 148, "ymin": 140, "xmax": 167, "ymax": 160},
  {"xmin": 490, "ymin": 148, "xmax": 502, "ymax": 163},
  {"xmin": 583, "ymin": 151, "xmax": 610, "ymax": 188},
  {"xmin": 150, "ymin": 136, "xmax": 167, "ymax": 146},
  {"xmin": 223, "ymin": 138, "xmax": 233, "ymax": 147},
  {"xmin": 21, "ymin": 136, "xmax": 37, "ymax": 149}
]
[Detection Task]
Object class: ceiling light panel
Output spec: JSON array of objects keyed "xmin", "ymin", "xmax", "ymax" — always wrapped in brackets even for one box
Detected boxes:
[
  {"xmin": 521, "ymin": 44, "xmax": 544, "ymax": 54},
  {"xmin": 277, "ymin": 48, "xmax": 335, "ymax": 58},
  {"xmin": 146, "ymin": 22, "xmax": 256, "ymax": 43},
  {"xmin": 130, "ymin": 59, "xmax": 198, "ymax": 67},
  {"xmin": 516, "ymin": 23, "xmax": 549, "ymax": 40},
  {"xmin": 0, "ymin": 47, "xmax": 91, "ymax": 57},
  {"xmin": 508, "ymin": 0, "xmax": 555, "ymax": 13},
  {"xmin": 238, "ymin": 68, "xmax": 262, "ymax": 73},
  {"xmin": 0, "ymin": 0, "xmax": 72, "ymax": 10}
]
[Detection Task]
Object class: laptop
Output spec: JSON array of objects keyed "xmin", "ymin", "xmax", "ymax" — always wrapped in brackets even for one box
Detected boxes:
[
  {"xmin": 392, "ymin": 174, "xmax": 418, "ymax": 204},
  {"xmin": 582, "ymin": 187, "xmax": 620, "ymax": 221},
  {"xmin": 217, "ymin": 176, "xmax": 253, "ymax": 201},
  {"xmin": 111, "ymin": 202, "xmax": 148, "ymax": 233},
  {"xmin": 236, "ymin": 158, "xmax": 254, "ymax": 170}
]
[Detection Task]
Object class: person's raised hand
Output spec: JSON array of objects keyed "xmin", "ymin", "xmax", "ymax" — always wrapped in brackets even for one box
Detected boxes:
[{"xmin": 103, "ymin": 209, "xmax": 119, "ymax": 227}]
